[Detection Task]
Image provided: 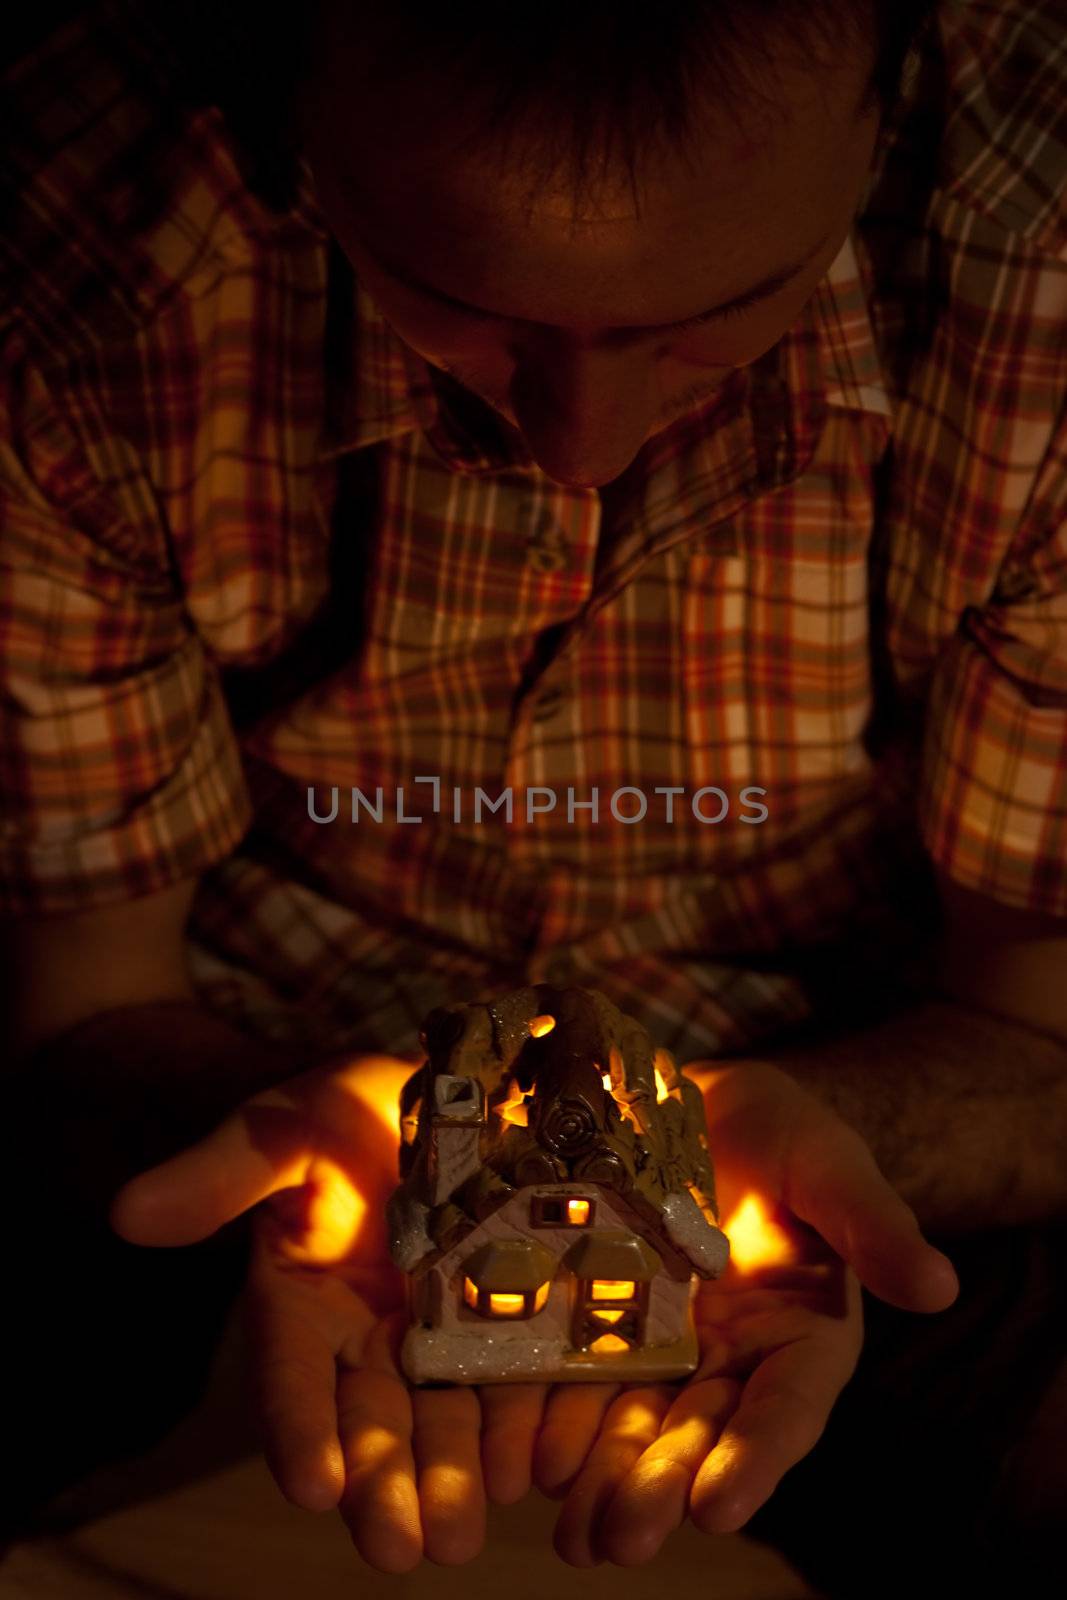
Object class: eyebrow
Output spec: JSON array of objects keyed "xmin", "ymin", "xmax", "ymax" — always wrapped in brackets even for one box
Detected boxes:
[{"xmin": 366, "ymin": 229, "xmax": 834, "ymax": 334}]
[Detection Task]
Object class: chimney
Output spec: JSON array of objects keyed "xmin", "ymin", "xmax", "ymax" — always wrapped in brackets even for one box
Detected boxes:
[{"xmin": 428, "ymin": 1075, "xmax": 485, "ymax": 1205}]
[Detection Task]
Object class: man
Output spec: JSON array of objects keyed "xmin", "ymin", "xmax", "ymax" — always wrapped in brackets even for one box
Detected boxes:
[{"xmin": 2, "ymin": 0, "xmax": 1065, "ymax": 1590}]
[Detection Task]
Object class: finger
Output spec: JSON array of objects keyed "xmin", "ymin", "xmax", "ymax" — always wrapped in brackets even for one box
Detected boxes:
[
  {"xmin": 110, "ymin": 1058, "xmax": 408, "ymax": 1248},
  {"xmin": 271, "ymin": 1156, "xmax": 372, "ymax": 1268},
  {"xmin": 479, "ymin": 1384, "xmax": 548, "ymax": 1504},
  {"xmin": 553, "ymin": 1387, "xmax": 673, "ymax": 1568},
  {"xmin": 785, "ymin": 1113, "xmax": 959, "ymax": 1313},
  {"xmin": 246, "ymin": 1241, "xmax": 368, "ymax": 1511},
  {"xmin": 109, "ymin": 1090, "xmax": 314, "ymax": 1245},
  {"xmin": 597, "ymin": 1379, "xmax": 741, "ymax": 1565},
  {"xmin": 336, "ymin": 1322, "xmax": 423, "ymax": 1574},
  {"xmin": 532, "ymin": 1382, "xmax": 623, "ymax": 1498},
  {"xmin": 690, "ymin": 1276, "xmax": 864, "ymax": 1535},
  {"xmin": 412, "ymin": 1387, "xmax": 487, "ymax": 1565}
]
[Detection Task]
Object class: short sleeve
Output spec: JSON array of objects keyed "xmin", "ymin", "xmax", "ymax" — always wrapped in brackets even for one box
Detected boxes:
[
  {"xmin": 918, "ymin": 437, "xmax": 1067, "ymax": 917},
  {"xmin": 0, "ymin": 341, "xmax": 252, "ymax": 915}
]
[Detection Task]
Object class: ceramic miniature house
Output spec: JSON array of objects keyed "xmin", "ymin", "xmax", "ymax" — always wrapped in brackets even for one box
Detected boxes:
[{"xmin": 386, "ymin": 984, "xmax": 729, "ymax": 1384}]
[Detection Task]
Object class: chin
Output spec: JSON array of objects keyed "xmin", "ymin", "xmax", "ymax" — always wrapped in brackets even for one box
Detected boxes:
[{"xmin": 433, "ymin": 360, "xmax": 732, "ymax": 453}]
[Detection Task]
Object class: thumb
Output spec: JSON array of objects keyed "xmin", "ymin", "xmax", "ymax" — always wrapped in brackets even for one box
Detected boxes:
[
  {"xmin": 110, "ymin": 1096, "xmax": 312, "ymax": 1246},
  {"xmin": 787, "ymin": 1115, "xmax": 959, "ymax": 1313}
]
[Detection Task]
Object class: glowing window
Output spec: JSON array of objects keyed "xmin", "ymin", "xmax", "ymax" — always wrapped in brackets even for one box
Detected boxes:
[
  {"xmin": 589, "ymin": 1333, "xmax": 630, "ymax": 1354},
  {"xmin": 590, "ymin": 1280, "xmax": 636, "ymax": 1302},
  {"xmin": 531, "ymin": 1194, "xmax": 595, "ymax": 1228},
  {"xmin": 488, "ymin": 1292, "xmax": 525, "ymax": 1316},
  {"xmin": 463, "ymin": 1278, "xmax": 550, "ymax": 1317}
]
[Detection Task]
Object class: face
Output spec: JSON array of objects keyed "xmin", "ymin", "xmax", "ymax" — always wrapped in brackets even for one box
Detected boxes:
[{"xmin": 296, "ymin": 17, "xmax": 882, "ymax": 489}]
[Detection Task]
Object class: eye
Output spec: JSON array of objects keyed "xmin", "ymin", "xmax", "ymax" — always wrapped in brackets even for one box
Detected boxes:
[
  {"xmin": 400, "ymin": 275, "xmax": 767, "ymax": 334},
  {"xmin": 676, "ymin": 292, "xmax": 766, "ymax": 332}
]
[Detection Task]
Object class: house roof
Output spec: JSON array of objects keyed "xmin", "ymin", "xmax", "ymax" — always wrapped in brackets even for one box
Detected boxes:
[
  {"xmin": 563, "ymin": 1231, "xmax": 662, "ymax": 1282},
  {"xmin": 462, "ymin": 1239, "xmax": 556, "ymax": 1292},
  {"xmin": 390, "ymin": 984, "xmax": 729, "ymax": 1281}
]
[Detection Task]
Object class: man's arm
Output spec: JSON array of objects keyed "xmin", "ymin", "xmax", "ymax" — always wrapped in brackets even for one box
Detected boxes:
[
  {"xmin": 694, "ymin": 870, "xmax": 1067, "ymax": 1236},
  {"xmin": 4, "ymin": 877, "xmax": 198, "ymax": 1060}
]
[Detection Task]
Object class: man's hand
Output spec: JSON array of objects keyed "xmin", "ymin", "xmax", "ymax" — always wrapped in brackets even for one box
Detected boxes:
[
  {"xmin": 110, "ymin": 1055, "xmax": 504, "ymax": 1573},
  {"xmin": 535, "ymin": 1061, "xmax": 960, "ymax": 1565}
]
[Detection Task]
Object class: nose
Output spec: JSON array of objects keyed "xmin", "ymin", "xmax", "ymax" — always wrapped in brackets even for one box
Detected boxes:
[{"xmin": 507, "ymin": 334, "xmax": 659, "ymax": 488}]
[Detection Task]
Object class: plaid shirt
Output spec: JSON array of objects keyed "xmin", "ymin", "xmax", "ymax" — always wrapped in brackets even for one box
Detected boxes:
[{"xmin": 2, "ymin": 1, "xmax": 1066, "ymax": 1065}]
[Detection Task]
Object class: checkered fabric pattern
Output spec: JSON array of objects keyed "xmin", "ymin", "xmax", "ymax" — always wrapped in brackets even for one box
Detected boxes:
[{"xmin": 2, "ymin": 1, "xmax": 1065, "ymax": 1064}]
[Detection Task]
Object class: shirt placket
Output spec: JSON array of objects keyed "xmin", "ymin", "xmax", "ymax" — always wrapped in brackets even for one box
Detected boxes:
[{"xmin": 502, "ymin": 354, "xmax": 831, "ymax": 978}]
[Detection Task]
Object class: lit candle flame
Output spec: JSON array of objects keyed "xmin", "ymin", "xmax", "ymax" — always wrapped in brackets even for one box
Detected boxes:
[{"xmin": 721, "ymin": 1192, "xmax": 796, "ymax": 1272}]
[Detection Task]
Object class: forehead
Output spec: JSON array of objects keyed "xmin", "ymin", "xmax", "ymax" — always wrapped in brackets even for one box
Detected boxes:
[{"xmin": 304, "ymin": 33, "xmax": 879, "ymax": 327}]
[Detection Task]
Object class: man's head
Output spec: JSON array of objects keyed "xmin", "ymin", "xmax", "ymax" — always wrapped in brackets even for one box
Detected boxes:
[{"xmin": 238, "ymin": 2, "xmax": 933, "ymax": 488}]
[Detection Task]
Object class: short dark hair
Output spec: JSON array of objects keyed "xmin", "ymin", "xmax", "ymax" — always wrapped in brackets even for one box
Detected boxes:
[{"xmin": 146, "ymin": 0, "xmax": 940, "ymax": 215}]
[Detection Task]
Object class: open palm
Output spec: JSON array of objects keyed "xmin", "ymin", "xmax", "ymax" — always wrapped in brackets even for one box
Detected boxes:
[
  {"xmin": 538, "ymin": 1060, "xmax": 957, "ymax": 1566},
  {"xmin": 111, "ymin": 1055, "xmax": 511, "ymax": 1572},
  {"xmin": 111, "ymin": 1054, "xmax": 956, "ymax": 1573},
  {"xmin": 544, "ymin": 1213, "xmax": 861, "ymax": 1565}
]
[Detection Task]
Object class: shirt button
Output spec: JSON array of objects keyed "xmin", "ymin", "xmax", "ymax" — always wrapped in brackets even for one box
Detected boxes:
[
  {"xmin": 531, "ymin": 684, "xmax": 566, "ymax": 721},
  {"xmin": 528, "ymin": 544, "xmax": 568, "ymax": 574},
  {"xmin": 521, "ymin": 503, "xmax": 569, "ymax": 572}
]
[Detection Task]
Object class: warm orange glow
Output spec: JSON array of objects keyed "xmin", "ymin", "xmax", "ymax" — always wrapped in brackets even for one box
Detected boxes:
[
  {"xmin": 465, "ymin": 1280, "xmax": 549, "ymax": 1315},
  {"xmin": 589, "ymin": 1333, "xmax": 630, "ymax": 1354},
  {"xmin": 616, "ymin": 1100, "xmax": 641, "ymax": 1131},
  {"xmin": 287, "ymin": 1156, "xmax": 367, "ymax": 1265},
  {"xmin": 722, "ymin": 1192, "xmax": 796, "ymax": 1272},
  {"xmin": 528, "ymin": 1014, "xmax": 556, "ymax": 1037},
  {"xmin": 591, "ymin": 1280, "xmax": 636, "ymax": 1301},
  {"xmin": 339, "ymin": 1057, "xmax": 412, "ymax": 1141},
  {"xmin": 566, "ymin": 1198, "xmax": 591, "ymax": 1225},
  {"xmin": 488, "ymin": 1292, "xmax": 526, "ymax": 1315},
  {"xmin": 400, "ymin": 1096, "xmax": 421, "ymax": 1145},
  {"xmin": 495, "ymin": 1077, "xmax": 529, "ymax": 1126},
  {"xmin": 591, "ymin": 1308, "xmax": 625, "ymax": 1325},
  {"xmin": 601, "ymin": 1071, "xmax": 613, "ymax": 1092},
  {"xmin": 653, "ymin": 1047, "xmax": 680, "ymax": 1104}
]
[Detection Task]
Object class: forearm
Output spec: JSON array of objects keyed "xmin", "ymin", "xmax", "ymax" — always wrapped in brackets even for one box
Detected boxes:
[{"xmin": 733, "ymin": 998, "xmax": 1067, "ymax": 1234}]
